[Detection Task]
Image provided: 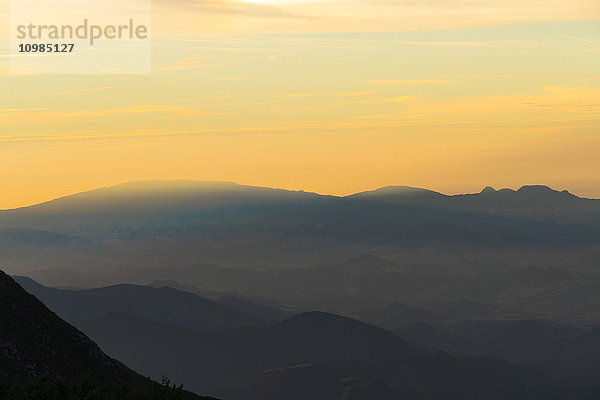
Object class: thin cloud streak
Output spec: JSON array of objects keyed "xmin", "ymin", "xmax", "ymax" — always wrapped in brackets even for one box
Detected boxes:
[
  {"xmin": 0, "ymin": 87, "xmax": 114, "ymax": 101},
  {"xmin": 0, "ymin": 108, "xmax": 55, "ymax": 113},
  {"xmin": 365, "ymin": 79, "xmax": 458, "ymax": 85},
  {"xmin": 558, "ymin": 33, "xmax": 600, "ymax": 45},
  {"xmin": 273, "ymin": 91, "xmax": 375, "ymax": 98}
]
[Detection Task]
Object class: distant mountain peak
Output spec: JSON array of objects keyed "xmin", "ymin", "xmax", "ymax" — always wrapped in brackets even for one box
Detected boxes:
[
  {"xmin": 376, "ymin": 186, "xmax": 445, "ymax": 195},
  {"xmin": 480, "ymin": 186, "xmax": 497, "ymax": 194},
  {"xmin": 515, "ymin": 185, "xmax": 577, "ymax": 199},
  {"xmin": 15, "ymin": 277, "xmax": 264, "ymax": 332},
  {"xmin": 348, "ymin": 186, "xmax": 447, "ymax": 201},
  {"xmin": 517, "ymin": 185, "xmax": 556, "ymax": 193}
]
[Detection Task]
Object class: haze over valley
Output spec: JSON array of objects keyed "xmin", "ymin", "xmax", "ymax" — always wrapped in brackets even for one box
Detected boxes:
[{"xmin": 2, "ymin": 181, "xmax": 600, "ymax": 398}]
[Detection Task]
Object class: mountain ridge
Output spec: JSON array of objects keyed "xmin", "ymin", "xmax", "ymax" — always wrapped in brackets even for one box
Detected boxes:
[
  {"xmin": 75, "ymin": 310, "xmax": 559, "ymax": 399},
  {"xmin": 0, "ymin": 270, "xmax": 214, "ymax": 399},
  {"xmin": 2, "ymin": 180, "xmax": 599, "ymax": 277},
  {"xmin": 14, "ymin": 276, "xmax": 265, "ymax": 332},
  {"xmin": 1, "ymin": 180, "xmax": 597, "ymax": 213}
]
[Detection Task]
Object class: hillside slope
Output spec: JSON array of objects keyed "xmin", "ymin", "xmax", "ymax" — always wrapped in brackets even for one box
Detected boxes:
[
  {"xmin": 75, "ymin": 311, "xmax": 557, "ymax": 399},
  {"xmin": 0, "ymin": 270, "xmax": 214, "ymax": 399}
]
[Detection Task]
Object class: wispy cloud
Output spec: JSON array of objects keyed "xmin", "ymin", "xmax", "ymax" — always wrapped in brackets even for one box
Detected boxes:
[
  {"xmin": 397, "ymin": 41, "xmax": 489, "ymax": 47},
  {"xmin": 335, "ymin": 90, "xmax": 377, "ymax": 97},
  {"xmin": 165, "ymin": 77, "xmax": 191, "ymax": 83},
  {"xmin": 274, "ymin": 93, "xmax": 329, "ymax": 98},
  {"xmin": 155, "ymin": 0, "xmax": 310, "ymax": 19},
  {"xmin": 558, "ymin": 34, "xmax": 600, "ymax": 45},
  {"xmin": 61, "ymin": 105, "xmax": 204, "ymax": 118},
  {"xmin": 273, "ymin": 91, "xmax": 375, "ymax": 99},
  {"xmin": 0, "ymin": 87, "xmax": 114, "ymax": 101},
  {"xmin": 0, "ymin": 124, "xmax": 307, "ymax": 144},
  {"xmin": 154, "ymin": 57, "xmax": 205, "ymax": 72},
  {"xmin": 2, "ymin": 87, "xmax": 599, "ymax": 144},
  {"xmin": 441, "ymin": 74, "xmax": 482, "ymax": 79},
  {"xmin": 217, "ymin": 77, "xmax": 247, "ymax": 81},
  {"xmin": 199, "ymin": 93, "xmax": 250, "ymax": 101},
  {"xmin": 365, "ymin": 79, "xmax": 458, "ymax": 85},
  {"xmin": 0, "ymin": 108, "xmax": 55, "ymax": 113},
  {"xmin": 398, "ymin": 40, "xmax": 541, "ymax": 47},
  {"xmin": 323, "ymin": 96, "xmax": 417, "ymax": 108},
  {"xmin": 352, "ymin": 86, "xmax": 600, "ymax": 122},
  {"xmin": 173, "ymin": 39, "xmax": 279, "ymax": 52}
]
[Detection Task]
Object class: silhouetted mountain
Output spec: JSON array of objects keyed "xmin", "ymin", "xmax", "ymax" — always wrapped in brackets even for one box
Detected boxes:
[
  {"xmin": 75, "ymin": 310, "xmax": 558, "ymax": 399},
  {"xmin": 20, "ymin": 252, "xmax": 599, "ymax": 324},
  {"xmin": 14, "ymin": 276, "xmax": 263, "ymax": 332},
  {"xmin": 348, "ymin": 186, "xmax": 448, "ymax": 203},
  {"xmin": 0, "ymin": 181, "xmax": 323, "ymax": 232},
  {"xmin": 2, "ymin": 181, "xmax": 599, "ymax": 278},
  {"xmin": 396, "ymin": 319, "xmax": 600, "ymax": 392},
  {"xmin": 3, "ymin": 181, "xmax": 600, "ymax": 332},
  {"xmin": 353, "ymin": 184, "xmax": 580, "ymax": 204},
  {"xmin": 66, "ymin": 255, "xmax": 435, "ymax": 313},
  {"xmin": 0, "ymin": 270, "xmax": 213, "ymax": 399},
  {"xmin": 351, "ymin": 184, "xmax": 600, "ymax": 225}
]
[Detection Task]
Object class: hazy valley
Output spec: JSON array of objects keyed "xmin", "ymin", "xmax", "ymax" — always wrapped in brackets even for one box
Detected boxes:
[{"xmin": 2, "ymin": 181, "xmax": 600, "ymax": 399}]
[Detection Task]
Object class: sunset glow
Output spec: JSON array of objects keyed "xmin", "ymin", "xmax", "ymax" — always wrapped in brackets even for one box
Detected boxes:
[{"xmin": 0, "ymin": 0, "xmax": 599, "ymax": 208}]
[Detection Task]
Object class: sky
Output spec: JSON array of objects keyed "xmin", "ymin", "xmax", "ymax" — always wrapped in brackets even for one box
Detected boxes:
[{"xmin": 0, "ymin": 0, "xmax": 599, "ymax": 208}]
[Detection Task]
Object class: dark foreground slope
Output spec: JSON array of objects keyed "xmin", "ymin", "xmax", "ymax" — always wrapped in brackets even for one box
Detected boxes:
[
  {"xmin": 0, "ymin": 270, "xmax": 214, "ymax": 400},
  {"xmin": 76, "ymin": 311, "xmax": 561, "ymax": 399}
]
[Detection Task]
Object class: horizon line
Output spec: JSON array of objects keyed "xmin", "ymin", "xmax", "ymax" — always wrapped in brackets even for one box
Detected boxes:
[{"xmin": 1, "ymin": 180, "xmax": 596, "ymax": 212}]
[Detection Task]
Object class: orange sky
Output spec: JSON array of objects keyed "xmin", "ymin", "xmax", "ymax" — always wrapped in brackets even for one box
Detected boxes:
[{"xmin": 0, "ymin": 0, "xmax": 599, "ymax": 208}]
